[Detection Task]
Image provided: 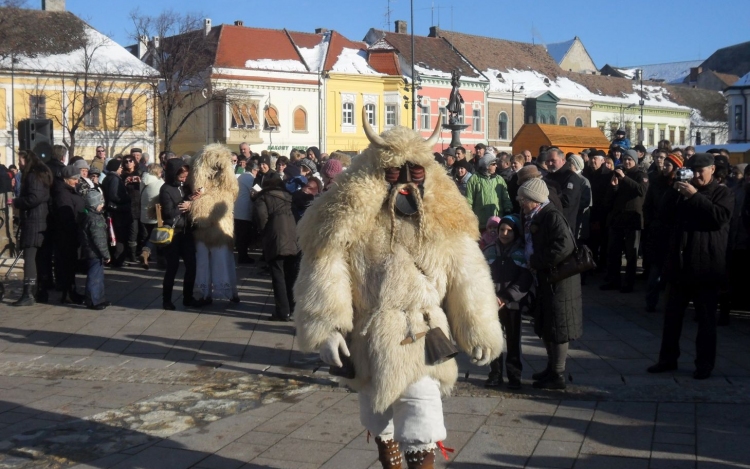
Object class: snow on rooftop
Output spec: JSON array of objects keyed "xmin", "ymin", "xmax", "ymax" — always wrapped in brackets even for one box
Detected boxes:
[
  {"xmin": 488, "ymin": 68, "xmax": 689, "ymax": 110},
  {"xmin": 297, "ymin": 35, "xmax": 329, "ymax": 73},
  {"xmin": 414, "ymin": 63, "xmax": 452, "ymax": 79},
  {"xmin": 734, "ymin": 71, "xmax": 750, "ymax": 86},
  {"xmin": 331, "ymin": 48, "xmax": 382, "ymax": 75},
  {"xmin": 244, "ymin": 58, "xmax": 307, "ymax": 72},
  {"xmin": 1, "ymin": 28, "xmax": 156, "ymax": 76},
  {"xmin": 618, "ymin": 60, "xmax": 702, "ymax": 84},
  {"xmin": 545, "ymin": 38, "xmax": 575, "ymax": 64}
]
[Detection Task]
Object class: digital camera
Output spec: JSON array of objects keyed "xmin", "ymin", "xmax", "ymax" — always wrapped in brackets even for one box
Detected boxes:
[{"xmin": 674, "ymin": 167, "xmax": 694, "ymax": 183}]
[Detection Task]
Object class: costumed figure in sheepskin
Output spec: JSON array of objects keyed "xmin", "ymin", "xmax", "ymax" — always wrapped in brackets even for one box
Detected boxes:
[
  {"xmin": 294, "ymin": 110, "xmax": 503, "ymax": 469},
  {"xmin": 189, "ymin": 144, "xmax": 240, "ymax": 304}
]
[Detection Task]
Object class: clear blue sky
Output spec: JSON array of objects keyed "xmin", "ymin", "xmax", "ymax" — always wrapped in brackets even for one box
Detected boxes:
[{"xmin": 63, "ymin": 0, "xmax": 748, "ymax": 68}]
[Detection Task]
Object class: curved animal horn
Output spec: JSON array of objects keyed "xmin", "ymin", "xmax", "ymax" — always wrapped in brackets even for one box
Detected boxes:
[
  {"xmin": 424, "ymin": 110, "xmax": 442, "ymax": 147},
  {"xmin": 362, "ymin": 108, "xmax": 387, "ymax": 147}
]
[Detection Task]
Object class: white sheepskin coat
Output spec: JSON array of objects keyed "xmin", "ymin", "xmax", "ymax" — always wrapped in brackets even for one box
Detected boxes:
[{"xmin": 294, "ymin": 125, "xmax": 504, "ymax": 414}]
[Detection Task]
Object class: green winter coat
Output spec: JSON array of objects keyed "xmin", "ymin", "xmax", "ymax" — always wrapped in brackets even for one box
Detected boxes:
[{"xmin": 465, "ymin": 173, "xmax": 512, "ymax": 229}]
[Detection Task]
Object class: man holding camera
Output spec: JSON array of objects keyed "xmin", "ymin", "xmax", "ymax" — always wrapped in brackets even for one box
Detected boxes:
[{"xmin": 648, "ymin": 154, "xmax": 733, "ymax": 380}]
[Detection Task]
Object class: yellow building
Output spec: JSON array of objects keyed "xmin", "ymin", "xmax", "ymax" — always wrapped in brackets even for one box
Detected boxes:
[
  {"xmin": 0, "ymin": 6, "xmax": 157, "ymax": 165},
  {"xmin": 321, "ymin": 32, "xmax": 406, "ymax": 153}
]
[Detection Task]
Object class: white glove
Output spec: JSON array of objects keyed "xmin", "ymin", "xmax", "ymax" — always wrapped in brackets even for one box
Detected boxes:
[
  {"xmin": 471, "ymin": 346, "xmax": 492, "ymax": 366},
  {"xmin": 320, "ymin": 332, "xmax": 350, "ymax": 368}
]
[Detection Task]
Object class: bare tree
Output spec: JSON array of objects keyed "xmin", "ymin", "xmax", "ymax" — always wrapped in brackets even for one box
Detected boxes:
[{"xmin": 129, "ymin": 9, "xmax": 223, "ymax": 151}]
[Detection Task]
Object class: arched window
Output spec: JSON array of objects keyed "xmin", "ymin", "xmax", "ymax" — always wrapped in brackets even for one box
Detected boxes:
[
  {"xmin": 559, "ymin": 116, "xmax": 568, "ymax": 126},
  {"xmin": 539, "ymin": 115, "xmax": 547, "ymax": 124},
  {"xmin": 264, "ymin": 105, "xmax": 280, "ymax": 130},
  {"xmin": 293, "ymin": 107, "xmax": 307, "ymax": 131},
  {"xmin": 549, "ymin": 115, "xmax": 556, "ymax": 125},
  {"xmin": 365, "ymin": 103, "xmax": 376, "ymax": 126},
  {"xmin": 575, "ymin": 117, "xmax": 583, "ymax": 127},
  {"xmin": 498, "ymin": 112, "xmax": 508, "ymax": 140}
]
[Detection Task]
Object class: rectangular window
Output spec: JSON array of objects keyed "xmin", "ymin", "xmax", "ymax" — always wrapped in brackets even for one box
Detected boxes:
[
  {"xmin": 669, "ymin": 129, "xmax": 675, "ymax": 143},
  {"xmin": 679, "ymin": 129, "xmax": 685, "ymax": 146},
  {"xmin": 736, "ymin": 105, "xmax": 744, "ymax": 131},
  {"xmin": 458, "ymin": 105, "xmax": 465, "ymax": 124},
  {"xmin": 472, "ymin": 109, "xmax": 481, "ymax": 132},
  {"xmin": 420, "ymin": 105, "xmax": 431, "ymax": 130},
  {"xmin": 440, "ymin": 107, "xmax": 448, "ymax": 126},
  {"xmin": 648, "ymin": 129, "xmax": 654, "ymax": 145},
  {"xmin": 83, "ymin": 97, "xmax": 100, "ymax": 127},
  {"xmin": 213, "ymin": 102, "xmax": 225, "ymax": 132},
  {"xmin": 365, "ymin": 104, "xmax": 376, "ymax": 126},
  {"xmin": 117, "ymin": 98, "xmax": 133, "ymax": 128},
  {"xmin": 264, "ymin": 106, "xmax": 280, "ymax": 130},
  {"xmin": 342, "ymin": 102, "xmax": 353, "ymax": 125},
  {"xmin": 30, "ymin": 95, "xmax": 46, "ymax": 119},
  {"xmin": 659, "ymin": 129, "xmax": 665, "ymax": 142},
  {"xmin": 710, "ymin": 132, "xmax": 716, "ymax": 145},
  {"xmin": 385, "ymin": 104, "xmax": 397, "ymax": 127}
]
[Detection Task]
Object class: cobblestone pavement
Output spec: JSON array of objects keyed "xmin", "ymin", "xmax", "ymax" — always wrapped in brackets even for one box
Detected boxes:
[{"xmin": 0, "ymin": 259, "xmax": 748, "ymax": 468}]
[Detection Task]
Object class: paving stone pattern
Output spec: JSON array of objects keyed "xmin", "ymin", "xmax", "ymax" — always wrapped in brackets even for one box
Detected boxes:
[{"xmin": 0, "ymin": 260, "xmax": 749, "ymax": 468}]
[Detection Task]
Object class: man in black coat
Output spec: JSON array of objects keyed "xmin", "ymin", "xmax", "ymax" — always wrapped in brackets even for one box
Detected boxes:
[
  {"xmin": 101, "ymin": 159, "xmax": 131, "ymax": 267},
  {"xmin": 52, "ymin": 166, "xmax": 86, "ymax": 303},
  {"xmin": 601, "ymin": 150, "xmax": 648, "ymax": 292},
  {"xmin": 544, "ymin": 147, "xmax": 583, "ymax": 230},
  {"xmin": 648, "ymin": 154, "xmax": 734, "ymax": 380},
  {"xmin": 585, "ymin": 151, "xmax": 611, "ymax": 268}
]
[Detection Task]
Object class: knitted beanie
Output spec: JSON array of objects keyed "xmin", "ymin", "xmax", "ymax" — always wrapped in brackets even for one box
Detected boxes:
[
  {"xmin": 518, "ymin": 178, "xmax": 549, "ymax": 204},
  {"xmin": 665, "ymin": 153, "xmax": 684, "ymax": 169},
  {"xmin": 568, "ymin": 154, "xmax": 584, "ymax": 172},
  {"xmin": 322, "ymin": 158, "xmax": 343, "ymax": 179}
]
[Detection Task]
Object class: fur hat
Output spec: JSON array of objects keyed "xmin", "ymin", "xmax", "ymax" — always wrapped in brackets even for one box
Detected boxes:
[
  {"xmin": 322, "ymin": 159, "xmax": 343, "ymax": 179},
  {"xmin": 518, "ymin": 178, "xmax": 549, "ymax": 204},
  {"xmin": 84, "ymin": 189, "xmax": 104, "ymax": 209},
  {"xmin": 106, "ymin": 159, "xmax": 122, "ymax": 172},
  {"xmin": 568, "ymin": 154, "xmax": 584, "ymax": 172},
  {"xmin": 453, "ymin": 160, "xmax": 472, "ymax": 173},
  {"xmin": 516, "ymin": 165, "xmax": 542, "ymax": 184}
]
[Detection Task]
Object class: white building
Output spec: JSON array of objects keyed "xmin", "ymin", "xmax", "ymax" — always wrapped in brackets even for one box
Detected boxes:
[{"xmin": 724, "ymin": 72, "xmax": 750, "ymax": 144}]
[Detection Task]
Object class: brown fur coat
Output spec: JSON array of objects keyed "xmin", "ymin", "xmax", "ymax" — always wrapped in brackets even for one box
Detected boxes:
[
  {"xmin": 294, "ymin": 125, "xmax": 503, "ymax": 413},
  {"xmin": 189, "ymin": 144, "xmax": 239, "ymax": 247}
]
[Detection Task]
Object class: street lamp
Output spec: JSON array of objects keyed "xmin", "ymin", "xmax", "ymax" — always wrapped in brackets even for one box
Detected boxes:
[
  {"xmin": 620, "ymin": 103, "xmax": 635, "ymax": 137},
  {"xmin": 510, "ymin": 81, "xmax": 524, "ymax": 141},
  {"xmin": 634, "ymin": 69, "xmax": 644, "ymax": 144}
]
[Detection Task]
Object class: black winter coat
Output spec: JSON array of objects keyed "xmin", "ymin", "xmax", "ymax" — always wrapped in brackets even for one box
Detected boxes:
[
  {"xmin": 489, "ymin": 241, "xmax": 534, "ymax": 310},
  {"xmin": 79, "ymin": 210, "xmax": 110, "ymax": 260},
  {"xmin": 528, "ymin": 203, "xmax": 583, "ymax": 343},
  {"xmin": 46, "ymin": 159, "xmax": 66, "ymax": 180},
  {"xmin": 663, "ymin": 179, "xmax": 733, "ymax": 287},
  {"xmin": 101, "ymin": 173, "xmax": 131, "ymax": 214},
  {"xmin": 254, "ymin": 185, "xmax": 299, "ymax": 261},
  {"xmin": 589, "ymin": 167, "xmax": 612, "ymax": 223},
  {"xmin": 121, "ymin": 169, "xmax": 142, "ymax": 219},
  {"xmin": 14, "ymin": 171, "xmax": 50, "ymax": 248},
  {"xmin": 159, "ymin": 159, "xmax": 192, "ymax": 233},
  {"xmin": 607, "ymin": 167, "xmax": 648, "ymax": 230},
  {"xmin": 546, "ymin": 165, "xmax": 583, "ymax": 230},
  {"xmin": 642, "ymin": 175, "xmax": 678, "ymax": 264},
  {"xmin": 52, "ymin": 180, "xmax": 85, "ymax": 247}
]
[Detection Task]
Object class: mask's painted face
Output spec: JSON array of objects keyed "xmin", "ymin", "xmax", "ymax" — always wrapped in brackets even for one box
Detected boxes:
[{"xmin": 384, "ymin": 163, "xmax": 425, "ymax": 186}]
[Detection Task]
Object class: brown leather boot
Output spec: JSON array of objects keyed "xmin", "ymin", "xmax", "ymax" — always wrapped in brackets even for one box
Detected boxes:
[
  {"xmin": 405, "ymin": 448, "xmax": 436, "ymax": 469},
  {"xmin": 375, "ymin": 437, "xmax": 402, "ymax": 469}
]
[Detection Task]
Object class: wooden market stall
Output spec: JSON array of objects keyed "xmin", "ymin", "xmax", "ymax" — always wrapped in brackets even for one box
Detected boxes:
[{"xmin": 511, "ymin": 124, "xmax": 611, "ymax": 155}]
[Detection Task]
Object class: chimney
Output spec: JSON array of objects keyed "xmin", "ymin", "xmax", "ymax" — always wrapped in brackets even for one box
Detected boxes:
[
  {"xmin": 315, "ymin": 28, "xmax": 328, "ymax": 34},
  {"xmin": 153, "ymin": 36, "xmax": 160, "ymax": 50},
  {"xmin": 137, "ymin": 35, "xmax": 148, "ymax": 59},
  {"xmin": 428, "ymin": 26, "xmax": 440, "ymax": 38},
  {"xmin": 395, "ymin": 20, "xmax": 407, "ymax": 34},
  {"xmin": 689, "ymin": 66, "xmax": 702, "ymax": 83},
  {"xmin": 41, "ymin": 0, "xmax": 65, "ymax": 11},
  {"xmin": 204, "ymin": 18, "xmax": 212, "ymax": 36},
  {"xmin": 234, "ymin": 20, "xmax": 244, "ymax": 26}
]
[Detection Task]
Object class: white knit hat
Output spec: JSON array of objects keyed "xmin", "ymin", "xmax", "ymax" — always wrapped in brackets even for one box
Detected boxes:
[
  {"xmin": 568, "ymin": 154, "xmax": 584, "ymax": 172},
  {"xmin": 518, "ymin": 178, "xmax": 549, "ymax": 204}
]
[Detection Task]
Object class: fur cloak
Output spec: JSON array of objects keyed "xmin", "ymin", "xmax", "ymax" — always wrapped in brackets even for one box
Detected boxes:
[
  {"xmin": 294, "ymin": 122, "xmax": 504, "ymax": 413},
  {"xmin": 189, "ymin": 144, "xmax": 239, "ymax": 247}
]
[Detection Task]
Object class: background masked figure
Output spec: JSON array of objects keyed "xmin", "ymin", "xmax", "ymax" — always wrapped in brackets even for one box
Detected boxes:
[{"xmin": 295, "ymin": 110, "xmax": 503, "ymax": 469}]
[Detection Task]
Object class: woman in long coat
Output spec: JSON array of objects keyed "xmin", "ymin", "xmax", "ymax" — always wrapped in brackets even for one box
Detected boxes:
[
  {"xmin": 518, "ymin": 178, "xmax": 582, "ymax": 390},
  {"xmin": 12, "ymin": 150, "xmax": 53, "ymax": 306}
]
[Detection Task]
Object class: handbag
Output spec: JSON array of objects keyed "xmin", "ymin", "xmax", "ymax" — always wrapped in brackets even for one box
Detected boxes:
[
  {"xmin": 547, "ymin": 218, "xmax": 597, "ymax": 283},
  {"xmin": 149, "ymin": 204, "xmax": 176, "ymax": 246}
]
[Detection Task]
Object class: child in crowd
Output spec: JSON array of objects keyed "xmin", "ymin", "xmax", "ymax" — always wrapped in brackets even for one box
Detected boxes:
[
  {"xmin": 485, "ymin": 214, "xmax": 534, "ymax": 389},
  {"xmin": 78, "ymin": 190, "xmax": 111, "ymax": 310}
]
